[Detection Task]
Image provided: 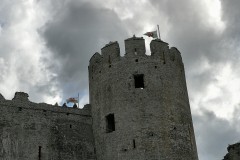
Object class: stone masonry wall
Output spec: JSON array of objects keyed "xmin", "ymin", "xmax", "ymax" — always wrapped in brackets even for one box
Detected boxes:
[{"xmin": 0, "ymin": 92, "xmax": 95, "ymax": 160}]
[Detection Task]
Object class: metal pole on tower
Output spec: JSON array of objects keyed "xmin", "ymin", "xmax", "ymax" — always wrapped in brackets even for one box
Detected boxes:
[
  {"xmin": 157, "ymin": 25, "xmax": 161, "ymax": 40},
  {"xmin": 78, "ymin": 93, "xmax": 80, "ymax": 108}
]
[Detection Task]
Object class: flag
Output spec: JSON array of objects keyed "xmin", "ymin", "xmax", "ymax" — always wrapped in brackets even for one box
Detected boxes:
[
  {"xmin": 66, "ymin": 97, "xmax": 78, "ymax": 104},
  {"xmin": 143, "ymin": 30, "xmax": 158, "ymax": 38}
]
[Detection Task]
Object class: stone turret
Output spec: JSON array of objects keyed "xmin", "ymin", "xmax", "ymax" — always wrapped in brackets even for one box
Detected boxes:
[{"xmin": 89, "ymin": 36, "xmax": 198, "ymax": 160}]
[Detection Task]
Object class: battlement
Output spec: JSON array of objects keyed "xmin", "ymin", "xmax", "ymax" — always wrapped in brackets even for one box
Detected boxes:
[
  {"xmin": 0, "ymin": 92, "xmax": 91, "ymax": 116},
  {"xmin": 89, "ymin": 36, "xmax": 183, "ymax": 76}
]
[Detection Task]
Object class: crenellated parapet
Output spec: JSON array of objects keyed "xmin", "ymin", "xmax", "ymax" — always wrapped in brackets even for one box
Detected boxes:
[
  {"xmin": 89, "ymin": 36, "xmax": 184, "ymax": 78},
  {"xmin": 0, "ymin": 92, "xmax": 91, "ymax": 116}
]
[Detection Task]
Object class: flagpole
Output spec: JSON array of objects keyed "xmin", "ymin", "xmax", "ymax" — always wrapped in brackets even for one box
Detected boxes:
[
  {"xmin": 157, "ymin": 25, "xmax": 161, "ymax": 40},
  {"xmin": 78, "ymin": 93, "xmax": 79, "ymax": 108}
]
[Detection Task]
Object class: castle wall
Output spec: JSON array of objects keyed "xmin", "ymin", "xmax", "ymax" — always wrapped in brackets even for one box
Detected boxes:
[
  {"xmin": 89, "ymin": 37, "xmax": 198, "ymax": 160},
  {"xmin": 0, "ymin": 92, "xmax": 95, "ymax": 160},
  {"xmin": 223, "ymin": 143, "xmax": 240, "ymax": 160}
]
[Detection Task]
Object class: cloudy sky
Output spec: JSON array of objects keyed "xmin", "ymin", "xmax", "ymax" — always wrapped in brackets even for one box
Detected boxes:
[{"xmin": 0, "ymin": 0, "xmax": 240, "ymax": 159}]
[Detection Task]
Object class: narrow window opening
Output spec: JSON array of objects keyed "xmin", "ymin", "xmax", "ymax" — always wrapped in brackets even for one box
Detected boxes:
[
  {"xmin": 70, "ymin": 124, "xmax": 72, "ymax": 128},
  {"xmin": 38, "ymin": 146, "xmax": 42, "ymax": 160},
  {"xmin": 155, "ymin": 66, "xmax": 157, "ymax": 69},
  {"xmin": 106, "ymin": 114, "xmax": 115, "ymax": 133},
  {"xmin": 108, "ymin": 55, "xmax": 111, "ymax": 64},
  {"xmin": 109, "ymin": 64, "xmax": 111, "ymax": 68},
  {"xmin": 135, "ymin": 59, "xmax": 138, "ymax": 62},
  {"xmin": 133, "ymin": 139, "xmax": 136, "ymax": 149},
  {"xmin": 18, "ymin": 107, "xmax": 22, "ymax": 111},
  {"xmin": 134, "ymin": 74, "xmax": 144, "ymax": 89},
  {"xmin": 163, "ymin": 51, "xmax": 166, "ymax": 64},
  {"xmin": 134, "ymin": 48, "xmax": 137, "ymax": 55}
]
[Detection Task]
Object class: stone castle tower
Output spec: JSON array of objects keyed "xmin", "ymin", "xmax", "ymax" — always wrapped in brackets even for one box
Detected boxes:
[
  {"xmin": 0, "ymin": 36, "xmax": 199, "ymax": 160},
  {"xmin": 89, "ymin": 36, "xmax": 198, "ymax": 160}
]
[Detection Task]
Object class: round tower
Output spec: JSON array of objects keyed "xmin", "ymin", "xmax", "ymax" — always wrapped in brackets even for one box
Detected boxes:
[{"xmin": 89, "ymin": 36, "xmax": 198, "ymax": 160}]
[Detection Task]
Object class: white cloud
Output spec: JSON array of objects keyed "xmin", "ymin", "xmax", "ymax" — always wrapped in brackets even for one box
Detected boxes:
[
  {"xmin": 201, "ymin": 0, "xmax": 226, "ymax": 32},
  {"xmin": 0, "ymin": 0, "xmax": 60, "ymax": 103}
]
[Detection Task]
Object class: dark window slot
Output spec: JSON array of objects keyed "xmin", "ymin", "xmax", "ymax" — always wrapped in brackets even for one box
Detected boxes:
[
  {"xmin": 108, "ymin": 55, "xmax": 111, "ymax": 64},
  {"xmin": 106, "ymin": 114, "xmax": 115, "ymax": 133},
  {"xmin": 134, "ymin": 74, "xmax": 144, "ymax": 89},
  {"xmin": 133, "ymin": 139, "xmax": 136, "ymax": 149},
  {"xmin": 38, "ymin": 146, "xmax": 42, "ymax": 160}
]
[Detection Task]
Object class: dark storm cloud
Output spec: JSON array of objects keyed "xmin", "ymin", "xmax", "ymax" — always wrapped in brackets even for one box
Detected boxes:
[
  {"xmin": 193, "ymin": 109, "xmax": 240, "ymax": 160},
  {"xmin": 41, "ymin": 1, "xmax": 128, "ymax": 103}
]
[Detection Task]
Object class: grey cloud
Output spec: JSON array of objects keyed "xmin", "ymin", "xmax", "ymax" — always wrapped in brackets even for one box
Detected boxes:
[
  {"xmin": 41, "ymin": 1, "xmax": 128, "ymax": 103},
  {"xmin": 221, "ymin": 0, "xmax": 240, "ymax": 40},
  {"xmin": 221, "ymin": 0, "xmax": 240, "ymax": 68},
  {"xmin": 187, "ymin": 67, "xmax": 218, "ymax": 94}
]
